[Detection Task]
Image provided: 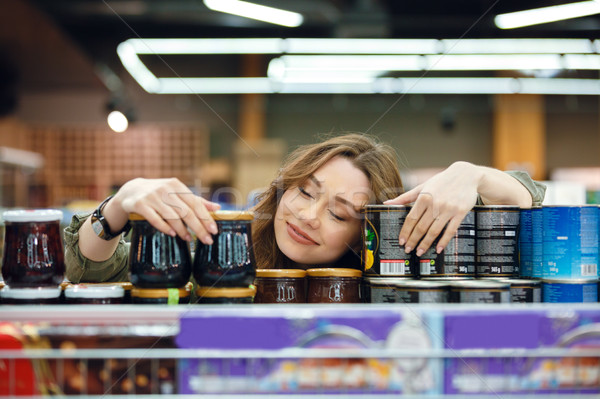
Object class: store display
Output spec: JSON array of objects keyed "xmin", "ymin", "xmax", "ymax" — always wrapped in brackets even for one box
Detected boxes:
[
  {"xmin": 418, "ymin": 210, "xmax": 476, "ymax": 278},
  {"xmin": 542, "ymin": 205, "xmax": 599, "ymax": 280},
  {"xmin": 193, "ymin": 211, "xmax": 256, "ymax": 287},
  {"xmin": 306, "ymin": 268, "xmax": 362, "ymax": 303},
  {"xmin": 475, "ymin": 205, "xmax": 520, "ymax": 278},
  {"xmin": 254, "ymin": 269, "xmax": 306, "ymax": 303},
  {"xmin": 542, "ymin": 279, "xmax": 598, "ymax": 303},
  {"xmin": 195, "ymin": 286, "xmax": 256, "ymax": 304},
  {"xmin": 362, "ymin": 205, "xmax": 415, "ymax": 277},
  {"xmin": 448, "ymin": 279, "xmax": 511, "ymax": 303},
  {"xmin": 0, "ymin": 286, "xmax": 61, "ymax": 304},
  {"xmin": 395, "ymin": 279, "xmax": 450, "ymax": 303},
  {"xmin": 1, "ymin": 209, "xmax": 65, "ymax": 287},
  {"xmin": 64, "ymin": 284, "xmax": 125, "ymax": 304},
  {"xmin": 131, "ymin": 283, "xmax": 192, "ymax": 304},
  {"xmin": 177, "ymin": 306, "xmax": 444, "ymax": 394},
  {"xmin": 128, "ymin": 214, "xmax": 192, "ymax": 289}
]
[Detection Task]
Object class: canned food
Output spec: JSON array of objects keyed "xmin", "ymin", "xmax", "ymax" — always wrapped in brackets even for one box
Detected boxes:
[
  {"xmin": 364, "ymin": 277, "xmax": 403, "ymax": 303},
  {"xmin": 497, "ymin": 278, "xmax": 541, "ymax": 303},
  {"xmin": 307, "ymin": 268, "xmax": 362, "ymax": 303},
  {"xmin": 475, "ymin": 205, "xmax": 520, "ymax": 278},
  {"xmin": 418, "ymin": 210, "xmax": 476, "ymax": 278},
  {"xmin": 449, "ymin": 280, "xmax": 511, "ymax": 303},
  {"xmin": 362, "ymin": 205, "xmax": 414, "ymax": 277},
  {"xmin": 395, "ymin": 279, "xmax": 450, "ymax": 303},
  {"xmin": 254, "ymin": 269, "xmax": 306, "ymax": 303},
  {"xmin": 542, "ymin": 206, "xmax": 599, "ymax": 280},
  {"xmin": 542, "ymin": 279, "xmax": 598, "ymax": 303}
]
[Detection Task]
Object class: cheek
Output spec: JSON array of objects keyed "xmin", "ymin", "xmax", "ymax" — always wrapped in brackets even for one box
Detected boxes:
[{"xmin": 324, "ymin": 221, "xmax": 361, "ymax": 249}]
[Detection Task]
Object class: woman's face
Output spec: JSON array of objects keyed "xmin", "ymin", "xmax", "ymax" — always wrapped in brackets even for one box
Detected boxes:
[{"xmin": 274, "ymin": 156, "xmax": 371, "ymax": 267}]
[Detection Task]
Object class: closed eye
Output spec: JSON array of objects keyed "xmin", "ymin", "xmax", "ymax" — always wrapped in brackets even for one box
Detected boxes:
[
  {"xmin": 329, "ymin": 209, "xmax": 345, "ymax": 221},
  {"xmin": 298, "ymin": 186, "xmax": 314, "ymax": 199}
]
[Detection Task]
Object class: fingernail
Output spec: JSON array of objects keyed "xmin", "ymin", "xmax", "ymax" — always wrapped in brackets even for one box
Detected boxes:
[
  {"xmin": 204, "ymin": 235, "xmax": 213, "ymax": 245},
  {"xmin": 169, "ymin": 230, "xmax": 176, "ymax": 237},
  {"xmin": 210, "ymin": 223, "xmax": 218, "ymax": 234},
  {"xmin": 436, "ymin": 246, "xmax": 443, "ymax": 254},
  {"xmin": 399, "ymin": 238, "xmax": 406, "ymax": 246},
  {"xmin": 404, "ymin": 246, "xmax": 412, "ymax": 254},
  {"xmin": 416, "ymin": 248, "xmax": 424, "ymax": 257}
]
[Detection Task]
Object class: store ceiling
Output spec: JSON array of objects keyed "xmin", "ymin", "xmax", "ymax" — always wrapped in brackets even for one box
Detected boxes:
[{"xmin": 2, "ymin": 0, "xmax": 600, "ymax": 107}]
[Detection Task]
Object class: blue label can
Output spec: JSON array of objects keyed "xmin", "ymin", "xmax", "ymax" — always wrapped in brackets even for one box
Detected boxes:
[
  {"xmin": 531, "ymin": 207, "xmax": 543, "ymax": 279},
  {"xmin": 542, "ymin": 279, "xmax": 598, "ymax": 302},
  {"xmin": 542, "ymin": 206, "xmax": 599, "ymax": 280}
]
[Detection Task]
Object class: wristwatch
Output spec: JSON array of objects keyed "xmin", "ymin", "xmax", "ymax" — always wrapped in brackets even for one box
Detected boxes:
[{"xmin": 90, "ymin": 195, "xmax": 131, "ymax": 240}]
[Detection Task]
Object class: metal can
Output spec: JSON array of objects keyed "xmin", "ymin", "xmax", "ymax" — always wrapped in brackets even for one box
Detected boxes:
[
  {"xmin": 475, "ymin": 205, "xmax": 520, "ymax": 278},
  {"xmin": 362, "ymin": 205, "xmax": 414, "ymax": 277},
  {"xmin": 503, "ymin": 278, "xmax": 541, "ymax": 303},
  {"xmin": 542, "ymin": 279, "xmax": 598, "ymax": 303},
  {"xmin": 449, "ymin": 280, "xmax": 511, "ymax": 303},
  {"xmin": 364, "ymin": 277, "xmax": 404, "ymax": 303},
  {"xmin": 418, "ymin": 210, "xmax": 476, "ymax": 278},
  {"xmin": 542, "ymin": 206, "xmax": 599, "ymax": 280},
  {"xmin": 394, "ymin": 279, "xmax": 450, "ymax": 303},
  {"xmin": 519, "ymin": 208, "xmax": 533, "ymax": 278}
]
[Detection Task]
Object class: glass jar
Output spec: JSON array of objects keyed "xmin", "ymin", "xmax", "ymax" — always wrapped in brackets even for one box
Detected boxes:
[
  {"xmin": 196, "ymin": 286, "xmax": 256, "ymax": 304},
  {"xmin": 307, "ymin": 268, "xmax": 362, "ymax": 303},
  {"xmin": 193, "ymin": 211, "xmax": 256, "ymax": 287},
  {"xmin": 64, "ymin": 284, "xmax": 125, "ymax": 304},
  {"xmin": 128, "ymin": 214, "xmax": 192, "ymax": 288},
  {"xmin": 0, "ymin": 286, "xmax": 61, "ymax": 304},
  {"xmin": 1, "ymin": 209, "xmax": 65, "ymax": 287},
  {"xmin": 254, "ymin": 269, "xmax": 306, "ymax": 303},
  {"xmin": 131, "ymin": 283, "xmax": 192, "ymax": 305}
]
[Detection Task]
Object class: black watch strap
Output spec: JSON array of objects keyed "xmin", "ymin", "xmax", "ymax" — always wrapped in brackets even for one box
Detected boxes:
[{"xmin": 90, "ymin": 195, "xmax": 131, "ymax": 241}]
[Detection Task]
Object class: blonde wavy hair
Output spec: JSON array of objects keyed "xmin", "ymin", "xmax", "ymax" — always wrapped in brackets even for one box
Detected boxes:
[{"xmin": 251, "ymin": 133, "xmax": 403, "ymax": 269}]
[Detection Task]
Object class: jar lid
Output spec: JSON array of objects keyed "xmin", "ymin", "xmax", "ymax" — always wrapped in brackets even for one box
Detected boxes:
[
  {"xmin": 0, "ymin": 286, "xmax": 61, "ymax": 299},
  {"xmin": 65, "ymin": 285, "xmax": 125, "ymax": 299},
  {"xmin": 307, "ymin": 268, "xmax": 362, "ymax": 278},
  {"xmin": 131, "ymin": 285, "xmax": 191, "ymax": 299},
  {"xmin": 128, "ymin": 213, "xmax": 147, "ymax": 221},
  {"xmin": 256, "ymin": 269, "xmax": 307, "ymax": 278},
  {"xmin": 3, "ymin": 209, "xmax": 63, "ymax": 222},
  {"xmin": 77, "ymin": 281, "xmax": 133, "ymax": 291},
  {"xmin": 210, "ymin": 211, "xmax": 254, "ymax": 221},
  {"xmin": 196, "ymin": 286, "xmax": 256, "ymax": 298}
]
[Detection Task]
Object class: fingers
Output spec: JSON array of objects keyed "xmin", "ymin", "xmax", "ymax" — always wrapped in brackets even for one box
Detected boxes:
[
  {"xmin": 398, "ymin": 191, "xmax": 432, "ymax": 251},
  {"xmin": 383, "ymin": 184, "xmax": 423, "ymax": 205},
  {"xmin": 434, "ymin": 216, "xmax": 464, "ymax": 253}
]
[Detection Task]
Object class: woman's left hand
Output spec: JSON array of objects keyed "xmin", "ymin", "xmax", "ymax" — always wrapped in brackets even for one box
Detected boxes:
[{"xmin": 384, "ymin": 161, "xmax": 482, "ymax": 256}]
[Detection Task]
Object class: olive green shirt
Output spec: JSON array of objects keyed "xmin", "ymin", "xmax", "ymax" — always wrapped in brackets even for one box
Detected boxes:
[{"xmin": 63, "ymin": 170, "xmax": 546, "ymax": 283}]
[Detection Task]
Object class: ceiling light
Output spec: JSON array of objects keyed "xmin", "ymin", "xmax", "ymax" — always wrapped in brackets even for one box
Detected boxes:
[
  {"xmin": 441, "ymin": 39, "xmax": 594, "ymax": 54},
  {"xmin": 203, "ymin": 0, "xmax": 303, "ymax": 27},
  {"xmin": 107, "ymin": 110, "xmax": 129, "ymax": 133},
  {"xmin": 495, "ymin": 1, "xmax": 600, "ymax": 29}
]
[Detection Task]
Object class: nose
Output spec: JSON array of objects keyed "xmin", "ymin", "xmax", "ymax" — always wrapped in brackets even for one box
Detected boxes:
[{"xmin": 297, "ymin": 203, "xmax": 321, "ymax": 229}]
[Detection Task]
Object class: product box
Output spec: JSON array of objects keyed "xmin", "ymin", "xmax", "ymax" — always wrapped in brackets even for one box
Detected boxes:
[
  {"xmin": 444, "ymin": 307, "xmax": 600, "ymax": 394},
  {"xmin": 176, "ymin": 305, "xmax": 444, "ymax": 395}
]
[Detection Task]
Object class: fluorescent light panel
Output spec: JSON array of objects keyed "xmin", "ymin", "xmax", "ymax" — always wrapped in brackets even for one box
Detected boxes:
[
  {"xmin": 203, "ymin": 0, "xmax": 303, "ymax": 27},
  {"xmin": 495, "ymin": 0, "xmax": 600, "ymax": 29}
]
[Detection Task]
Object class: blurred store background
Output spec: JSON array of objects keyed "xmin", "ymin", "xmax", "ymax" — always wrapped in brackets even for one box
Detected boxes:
[{"xmin": 0, "ymin": 0, "xmax": 599, "ymax": 219}]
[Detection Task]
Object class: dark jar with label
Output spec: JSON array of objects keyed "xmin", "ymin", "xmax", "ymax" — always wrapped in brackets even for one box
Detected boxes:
[
  {"xmin": 64, "ymin": 284, "xmax": 125, "ymax": 304},
  {"xmin": 1, "ymin": 210, "xmax": 65, "ymax": 287},
  {"xmin": 131, "ymin": 283, "xmax": 192, "ymax": 305},
  {"xmin": 193, "ymin": 211, "xmax": 256, "ymax": 287},
  {"xmin": 196, "ymin": 286, "xmax": 256, "ymax": 304},
  {"xmin": 0, "ymin": 286, "xmax": 61, "ymax": 304},
  {"xmin": 254, "ymin": 269, "xmax": 307, "ymax": 303},
  {"xmin": 128, "ymin": 214, "xmax": 192, "ymax": 289},
  {"xmin": 307, "ymin": 268, "xmax": 362, "ymax": 303}
]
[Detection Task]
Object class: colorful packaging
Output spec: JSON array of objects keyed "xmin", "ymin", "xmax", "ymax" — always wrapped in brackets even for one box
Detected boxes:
[
  {"xmin": 444, "ymin": 308, "xmax": 600, "ymax": 394},
  {"xmin": 176, "ymin": 306, "xmax": 444, "ymax": 395}
]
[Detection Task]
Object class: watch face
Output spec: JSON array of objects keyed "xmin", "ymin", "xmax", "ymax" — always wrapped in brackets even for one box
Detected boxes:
[{"xmin": 91, "ymin": 219, "xmax": 105, "ymax": 237}]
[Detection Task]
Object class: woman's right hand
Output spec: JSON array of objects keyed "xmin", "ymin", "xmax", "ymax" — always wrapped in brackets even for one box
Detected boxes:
[{"xmin": 111, "ymin": 178, "xmax": 221, "ymax": 244}]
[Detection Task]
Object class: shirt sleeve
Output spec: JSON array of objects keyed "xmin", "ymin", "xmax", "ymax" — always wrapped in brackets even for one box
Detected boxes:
[
  {"xmin": 63, "ymin": 212, "xmax": 130, "ymax": 283},
  {"xmin": 476, "ymin": 170, "xmax": 547, "ymax": 207}
]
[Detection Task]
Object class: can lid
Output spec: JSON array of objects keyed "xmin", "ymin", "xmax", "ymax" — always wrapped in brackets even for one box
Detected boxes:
[
  {"xmin": 256, "ymin": 269, "xmax": 306, "ymax": 278},
  {"xmin": 450, "ymin": 280, "xmax": 510, "ymax": 289},
  {"xmin": 542, "ymin": 278, "xmax": 599, "ymax": 284},
  {"xmin": 485, "ymin": 278, "xmax": 541, "ymax": 287},
  {"xmin": 3, "ymin": 209, "xmax": 63, "ymax": 222},
  {"xmin": 360, "ymin": 204, "xmax": 410, "ymax": 213},
  {"xmin": 196, "ymin": 286, "xmax": 256, "ymax": 298},
  {"xmin": 0, "ymin": 286, "xmax": 61, "ymax": 299},
  {"xmin": 366, "ymin": 277, "xmax": 409, "ymax": 286},
  {"xmin": 131, "ymin": 284, "xmax": 192, "ymax": 298},
  {"xmin": 210, "ymin": 211, "xmax": 254, "ymax": 221},
  {"xmin": 394, "ymin": 279, "xmax": 450, "ymax": 289},
  {"xmin": 473, "ymin": 205, "xmax": 520, "ymax": 210},
  {"xmin": 65, "ymin": 284, "xmax": 125, "ymax": 299},
  {"xmin": 307, "ymin": 268, "xmax": 362, "ymax": 278}
]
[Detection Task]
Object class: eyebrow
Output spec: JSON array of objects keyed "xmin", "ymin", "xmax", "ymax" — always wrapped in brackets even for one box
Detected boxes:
[{"xmin": 308, "ymin": 175, "xmax": 364, "ymax": 212}]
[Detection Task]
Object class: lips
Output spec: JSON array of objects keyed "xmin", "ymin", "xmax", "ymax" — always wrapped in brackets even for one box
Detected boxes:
[{"xmin": 286, "ymin": 222, "xmax": 319, "ymax": 246}]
